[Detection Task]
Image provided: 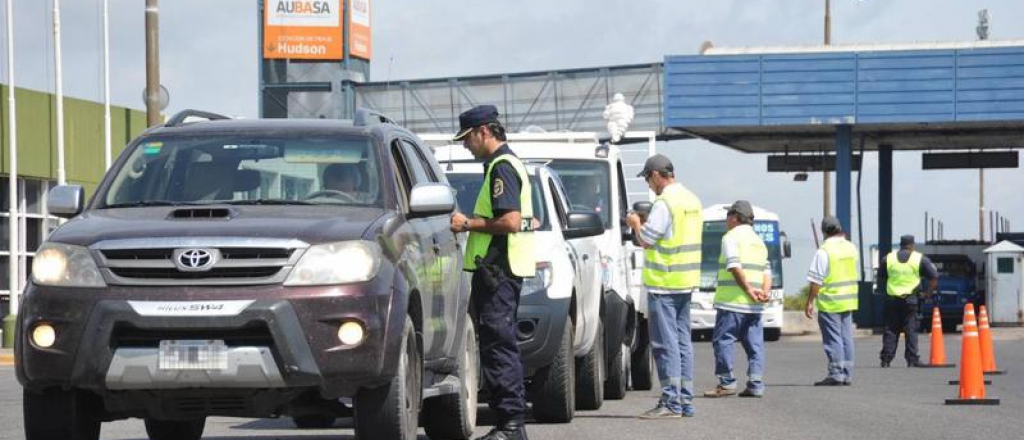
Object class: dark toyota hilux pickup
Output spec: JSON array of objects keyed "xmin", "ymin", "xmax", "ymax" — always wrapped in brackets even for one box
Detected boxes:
[{"xmin": 16, "ymin": 110, "xmax": 479, "ymax": 440}]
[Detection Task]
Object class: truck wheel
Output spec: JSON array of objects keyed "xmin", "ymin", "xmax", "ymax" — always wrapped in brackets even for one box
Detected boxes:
[
  {"xmin": 292, "ymin": 415, "xmax": 336, "ymax": 429},
  {"xmin": 604, "ymin": 341, "xmax": 629, "ymax": 400},
  {"xmin": 144, "ymin": 418, "xmax": 205, "ymax": 440},
  {"xmin": 575, "ymin": 320, "xmax": 605, "ymax": 410},
  {"xmin": 764, "ymin": 328, "xmax": 782, "ymax": 342},
  {"xmin": 423, "ymin": 313, "xmax": 479, "ymax": 439},
  {"xmin": 629, "ymin": 317, "xmax": 653, "ymax": 391},
  {"xmin": 530, "ymin": 319, "xmax": 575, "ymax": 423},
  {"xmin": 942, "ymin": 321, "xmax": 959, "ymax": 333},
  {"xmin": 24, "ymin": 388, "xmax": 101, "ymax": 440},
  {"xmin": 355, "ymin": 316, "xmax": 422, "ymax": 440}
]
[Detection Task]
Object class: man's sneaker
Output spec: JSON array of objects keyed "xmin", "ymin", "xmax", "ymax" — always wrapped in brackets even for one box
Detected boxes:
[
  {"xmin": 738, "ymin": 388, "xmax": 764, "ymax": 398},
  {"xmin": 702, "ymin": 385, "xmax": 737, "ymax": 397},
  {"xmin": 880, "ymin": 360, "xmax": 891, "ymax": 368},
  {"xmin": 813, "ymin": 377, "xmax": 845, "ymax": 386},
  {"xmin": 907, "ymin": 360, "xmax": 927, "ymax": 368},
  {"xmin": 474, "ymin": 422, "xmax": 529, "ymax": 440},
  {"xmin": 681, "ymin": 404, "xmax": 696, "ymax": 417},
  {"xmin": 638, "ymin": 405, "xmax": 682, "ymax": 419}
]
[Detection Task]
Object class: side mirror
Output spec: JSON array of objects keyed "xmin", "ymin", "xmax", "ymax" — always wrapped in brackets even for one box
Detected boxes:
[
  {"xmin": 632, "ymin": 201, "xmax": 653, "ymax": 216},
  {"xmin": 780, "ymin": 231, "xmax": 792, "ymax": 259},
  {"xmin": 48, "ymin": 185, "xmax": 85, "ymax": 218},
  {"xmin": 564, "ymin": 212, "xmax": 604, "ymax": 240},
  {"xmin": 409, "ymin": 183, "xmax": 456, "ymax": 218}
]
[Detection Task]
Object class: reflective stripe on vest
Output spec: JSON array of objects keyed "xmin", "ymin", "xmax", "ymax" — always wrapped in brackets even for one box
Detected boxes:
[
  {"xmin": 817, "ymin": 238, "xmax": 860, "ymax": 313},
  {"xmin": 886, "ymin": 251, "xmax": 922, "ymax": 297},
  {"xmin": 642, "ymin": 184, "xmax": 703, "ymax": 291},
  {"xmin": 714, "ymin": 224, "xmax": 768, "ymax": 313},
  {"xmin": 463, "ymin": 154, "xmax": 536, "ymax": 278}
]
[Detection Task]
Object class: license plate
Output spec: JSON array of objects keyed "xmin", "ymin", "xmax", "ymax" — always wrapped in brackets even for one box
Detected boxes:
[{"xmin": 158, "ymin": 340, "xmax": 228, "ymax": 371}]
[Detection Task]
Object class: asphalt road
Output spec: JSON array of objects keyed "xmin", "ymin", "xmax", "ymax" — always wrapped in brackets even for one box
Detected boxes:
[{"xmin": 2, "ymin": 330, "xmax": 1022, "ymax": 440}]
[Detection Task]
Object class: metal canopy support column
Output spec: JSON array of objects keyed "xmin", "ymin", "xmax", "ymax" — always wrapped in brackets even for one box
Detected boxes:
[
  {"xmin": 835, "ymin": 125, "xmax": 852, "ymax": 234},
  {"xmin": 878, "ymin": 144, "xmax": 893, "ymax": 294}
]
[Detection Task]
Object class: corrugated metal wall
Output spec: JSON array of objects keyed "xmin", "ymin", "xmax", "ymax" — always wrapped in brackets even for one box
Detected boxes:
[
  {"xmin": 0, "ymin": 85, "xmax": 148, "ymax": 193},
  {"xmin": 664, "ymin": 46, "xmax": 1024, "ymax": 128}
]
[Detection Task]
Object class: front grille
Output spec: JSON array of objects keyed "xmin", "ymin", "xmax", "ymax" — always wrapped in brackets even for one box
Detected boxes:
[
  {"xmin": 110, "ymin": 266, "xmax": 281, "ymax": 280},
  {"xmin": 171, "ymin": 395, "xmax": 249, "ymax": 415},
  {"xmin": 111, "ymin": 324, "xmax": 275, "ymax": 348},
  {"xmin": 95, "ymin": 243, "xmax": 302, "ymax": 286}
]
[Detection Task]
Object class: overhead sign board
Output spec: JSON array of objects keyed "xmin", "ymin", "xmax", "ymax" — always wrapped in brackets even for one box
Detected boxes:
[
  {"xmin": 767, "ymin": 155, "xmax": 863, "ymax": 172},
  {"xmin": 922, "ymin": 152, "xmax": 1019, "ymax": 170},
  {"xmin": 263, "ymin": 0, "xmax": 343, "ymax": 60},
  {"xmin": 349, "ymin": 0, "xmax": 372, "ymax": 60}
]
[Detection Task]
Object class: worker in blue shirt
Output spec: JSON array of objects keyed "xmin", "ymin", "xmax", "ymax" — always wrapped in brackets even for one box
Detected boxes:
[{"xmin": 878, "ymin": 235, "xmax": 939, "ymax": 368}]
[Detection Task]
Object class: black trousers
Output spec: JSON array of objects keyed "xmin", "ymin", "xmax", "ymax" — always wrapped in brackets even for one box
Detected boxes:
[
  {"xmin": 880, "ymin": 296, "xmax": 920, "ymax": 364},
  {"xmin": 472, "ymin": 271, "xmax": 526, "ymax": 425}
]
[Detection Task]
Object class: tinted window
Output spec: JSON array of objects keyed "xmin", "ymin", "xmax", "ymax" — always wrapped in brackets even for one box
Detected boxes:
[
  {"xmin": 997, "ymin": 257, "xmax": 1015, "ymax": 274},
  {"xmin": 102, "ymin": 135, "xmax": 382, "ymax": 207},
  {"xmin": 445, "ymin": 173, "xmax": 549, "ymax": 231},
  {"xmin": 398, "ymin": 140, "xmax": 434, "ymax": 185},
  {"xmin": 546, "ymin": 160, "xmax": 612, "ymax": 229}
]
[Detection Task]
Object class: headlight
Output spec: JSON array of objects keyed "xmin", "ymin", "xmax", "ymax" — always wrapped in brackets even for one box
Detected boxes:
[
  {"xmin": 284, "ymin": 241, "xmax": 381, "ymax": 286},
  {"xmin": 521, "ymin": 262, "xmax": 553, "ymax": 296},
  {"xmin": 31, "ymin": 243, "xmax": 106, "ymax": 287}
]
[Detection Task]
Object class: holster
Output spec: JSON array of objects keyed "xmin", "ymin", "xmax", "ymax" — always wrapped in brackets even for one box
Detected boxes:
[{"xmin": 474, "ymin": 248, "xmax": 506, "ymax": 291}]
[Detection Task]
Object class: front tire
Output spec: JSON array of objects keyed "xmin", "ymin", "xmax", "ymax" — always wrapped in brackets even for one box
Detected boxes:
[
  {"xmin": 355, "ymin": 316, "xmax": 422, "ymax": 440},
  {"xmin": 575, "ymin": 320, "xmax": 605, "ymax": 410},
  {"xmin": 423, "ymin": 313, "xmax": 480, "ymax": 439},
  {"xmin": 764, "ymin": 327, "xmax": 782, "ymax": 342},
  {"xmin": 604, "ymin": 341, "xmax": 629, "ymax": 400},
  {"xmin": 530, "ymin": 318, "xmax": 575, "ymax": 423},
  {"xmin": 629, "ymin": 317, "xmax": 653, "ymax": 391},
  {"xmin": 292, "ymin": 415, "xmax": 336, "ymax": 429},
  {"xmin": 144, "ymin": 418, "xmax": 206, "ymax": 440},
  {"xmin": 24, "ymin": 388, "xmax": 101, "ymax": 440}
]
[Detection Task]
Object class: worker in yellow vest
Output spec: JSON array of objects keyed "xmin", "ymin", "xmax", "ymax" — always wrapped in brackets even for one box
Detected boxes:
[
  {"xmin": 879, "ymin": 235, "xmax": 938, "ymax": 368},
  {"xmin": 450, "ymin": 105, "xmax": 535, "ymax": 440},
  {"xmin": 625, "ymin": 154, "xmax": 703, "ymax": 419},
  {"xmin": 703, "ymin": 200, "xmax": 771, "ymax": 398},
  {"xmin": 804, "ymin": 216, "xmax": 859, "ymax": 386}
]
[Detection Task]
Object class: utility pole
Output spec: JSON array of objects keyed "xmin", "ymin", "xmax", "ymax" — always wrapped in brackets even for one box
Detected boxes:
[
  {"xmin": 103, "ymin": 0, "xmax": 112, "ymax": 169},
  {"xmin": 54, "ymin": 0, "xmax": 66, "ymax": 185},
  {"xmin": 823, "ymin": 0, "xmax": 832, "ymax": 218},
  {"xmin": 4, "ymin": 0, "xmax": 20, "ymax": 348},
  {"xmin": 977, "ymin": 9, "xmax": 989, "ymax": 241},
  {"xmin": 145, "ymin": 0, "xmax": 161, "ymax": 126}
]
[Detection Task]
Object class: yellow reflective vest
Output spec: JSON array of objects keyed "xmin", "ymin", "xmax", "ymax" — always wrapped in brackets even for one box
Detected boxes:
[
  {"xmin": 886, "ymin": 251, "xmax": 922, "ymax": 297},
  {"xmin": 642, "ymin": 184, "xmax": 703, "ymax": 291},
  {"xmin": 714, "ymin": 224, "xmax": 768, "ymax": 313},
  {"xmin": 464, "ymin": 154, "xmax": 536, "ymax": 278},
  {"xmin": 816, "ymin": 237, "xmax": 859, "ymax": 313}
]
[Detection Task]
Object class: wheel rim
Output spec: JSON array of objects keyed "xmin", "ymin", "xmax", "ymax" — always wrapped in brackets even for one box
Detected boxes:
[
  {"xmin": 402, "ymin": 326, "xmax": 420, "ymax": 439},
  {"xmin": 464, "ymin": 323, "xmax": 479, "ymax": 428}
]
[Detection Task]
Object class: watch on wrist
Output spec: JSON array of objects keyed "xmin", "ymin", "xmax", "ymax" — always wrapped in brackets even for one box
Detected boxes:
[{"xmin": 463, "ymin": 219, "xmax": 470, "ymax": 231}]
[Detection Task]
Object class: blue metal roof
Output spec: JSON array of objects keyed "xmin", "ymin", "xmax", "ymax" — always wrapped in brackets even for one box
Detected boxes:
[{"xmin": 664, "ymin": 43, "xmax": 1024, "ymax": 151}]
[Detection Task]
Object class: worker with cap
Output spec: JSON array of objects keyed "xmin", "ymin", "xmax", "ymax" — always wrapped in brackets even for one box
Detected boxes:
[
  {"xmin": 449, "ymin": 105, "xmax": 535, "ymax": 440},
  {"xmin": 804, "ymin": 216, "xmax": 859, "ymax": 386},
  {"xmin": 703, "ymin": 200, "xmax": 772, "ymax": 398},
  {"xmin": 625, "ymin": 153, "xmax": 703, "ymax": 418},
  {"xmin": 878, "ymin": 235, "xmax": 938, "ymax": 368}
]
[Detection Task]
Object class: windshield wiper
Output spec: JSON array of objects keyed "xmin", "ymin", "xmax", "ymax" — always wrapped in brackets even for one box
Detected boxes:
[
  {"xmin": 101, "ymin": 200, "xmax": 195, "ymax": 209},
  {"xmin": 219, "ymin": 199, "xmax": 315, "ymax": 205}
]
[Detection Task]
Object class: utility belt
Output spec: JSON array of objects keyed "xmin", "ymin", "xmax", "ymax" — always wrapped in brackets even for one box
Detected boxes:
[{"xmin": 474, "ymin": 246, "xmax": 511, "ymax": 291}]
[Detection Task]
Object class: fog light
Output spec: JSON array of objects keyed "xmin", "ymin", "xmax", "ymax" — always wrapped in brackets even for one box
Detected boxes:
[
  {"xmin": 338, "ymin": 321, "xmax": 365, "ymax": 346},
  {"xmin": 32, "ymin": 324, "xmax": 56, "ymax": 348}
]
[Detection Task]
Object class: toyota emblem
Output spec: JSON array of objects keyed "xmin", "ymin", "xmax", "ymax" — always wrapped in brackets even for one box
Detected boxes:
[{"xmin": 175, "ymin": 248, "xmax": 217, "ymax": 272}]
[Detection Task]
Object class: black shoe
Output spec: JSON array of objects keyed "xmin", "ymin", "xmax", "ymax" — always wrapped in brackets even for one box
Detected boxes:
[
  {"xmin": 880, "ymin": 360, "xmax": 891, "ymax": 368},
  {"xmin": 843, "ymin": 380, "xmax": 852, "ymax": 386},
  {"xmin": 475, "ymin": 421, "xmax": 528, "ymax": 440},
  {"xmin": 907, "ymin": 360, "xmax": 926, "ymax": 368},
  {"xmin": 814, "ymin": 377, "xmax": 845, "ymax": 386}
]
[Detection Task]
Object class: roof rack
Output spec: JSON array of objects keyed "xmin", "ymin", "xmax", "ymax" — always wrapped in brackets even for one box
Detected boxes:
[
  {"xmin": 354, "ymin": 108, "xmax": 397, "ymax": 127},
  {"xmin": 165, "ymin": 109, "xmax": 231, "ymax": 127}
]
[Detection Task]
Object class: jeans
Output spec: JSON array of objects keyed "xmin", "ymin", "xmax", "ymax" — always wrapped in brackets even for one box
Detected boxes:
[
  {"xmin": 647, "ymin": 292, "xmax": 695, "ymax": 412},
  {"xmin": 712, "ymin": 309, "xmax": 765, "ymax": 392},
  {"xmin": 818, "ymin": 311, "xmax": 855, "ymax": 381}
]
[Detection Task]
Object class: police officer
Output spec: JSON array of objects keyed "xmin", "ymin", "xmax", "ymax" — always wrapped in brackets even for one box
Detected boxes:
[
  {"xmin": 804, "ymin": 216, "xmax": 858, "ymax": 386},
  {"xmin": 449, "ymin": 105, "xmax": 535, "ymax": 440},
  {"xmin": 879, "ymin": 235, "xmax": 938, "ymax": 368},
  {"xmin": 625, "ymin": 154, "xmax": 703, "ymax": 419},
  {"xmin": 703, "ymin": 200, "xmax": 771, "ymax": 398}
]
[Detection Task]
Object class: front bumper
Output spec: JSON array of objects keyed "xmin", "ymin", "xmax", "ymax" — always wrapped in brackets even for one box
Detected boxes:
[
  {"xmin": 516, "ymin": 288, "xmax": 570, "ymax": 374},
  {"xmin": 689, "ymin": 306, "xmax": 784, "ymax": 330},
  {"xmin": 16, "ymin": 277, "xmax": 402, "ymax": 400}
]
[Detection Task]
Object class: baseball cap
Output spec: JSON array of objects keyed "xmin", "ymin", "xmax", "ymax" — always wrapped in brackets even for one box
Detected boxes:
[
  {"xmin": 636, "ymin": 154, "xmax": 674, "ymax": 178},
  {"xmin": 724, "ymin": 200, "xmax": 755, "ymax": 219},
  {"xmin": 900, "ymin": 235, "xmax": 915, "ymax": 246},
  {"xmin": 453, "ymin": 105, "xmax": 500, "ymax": 141},
  {"xmin": 821, "ymin": 216, "xmax": 842, "ymax": 235}
]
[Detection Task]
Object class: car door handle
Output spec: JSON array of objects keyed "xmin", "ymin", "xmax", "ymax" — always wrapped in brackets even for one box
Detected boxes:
[
  {"xmin": 582, "ymin": 254, "xmax": 589, "ymax": 262},
  {"xmin": 432, "ymin": 244, "xmax": 442, "ymax": 254}
]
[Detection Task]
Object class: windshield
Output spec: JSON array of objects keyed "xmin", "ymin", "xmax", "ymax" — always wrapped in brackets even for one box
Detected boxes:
[
  {"xmin": 545, "ymin": 160, "xmax": 612, "ymax": 229},
  {"xmin": 932, "ymin": 257, "xmax": 975, "ymax": 278},
  {"xmin": 445, "ymin": 173, "xmax": 549, "ymax": 231},
  {"xmin": 700, "ymin": 220, "xmax": 784, "ymax": 290},
  {"xmin": 100, "ymin": 134, "xmax": 382, "ymax": 208}
]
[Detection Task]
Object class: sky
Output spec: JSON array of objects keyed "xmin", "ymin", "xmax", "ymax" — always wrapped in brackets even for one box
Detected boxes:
[{"xmin": 1, "ymin": 0, "xmax": 1023, "ymax": 292}]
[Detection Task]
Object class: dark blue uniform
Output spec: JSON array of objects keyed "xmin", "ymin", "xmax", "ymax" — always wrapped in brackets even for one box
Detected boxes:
[
  {"xmin": 473, "ymin": 144, "xmax": 527, "ymax": 425},
  {"xmin": 878, "ymin": 249, "xmax": 938, "ymax": 366}
]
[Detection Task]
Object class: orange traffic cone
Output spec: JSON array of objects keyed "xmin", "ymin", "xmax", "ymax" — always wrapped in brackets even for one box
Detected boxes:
[
  {"xmin": 978, "ymin": 306, "xmax": 1006, "ymax": 375},
  {"xmin": 924, "ymin": 307, "xmax": 954, "ymax": 368},
  {"xmin": 946, "ymin": 304, "xmax": 999, "ymax": 405}
]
